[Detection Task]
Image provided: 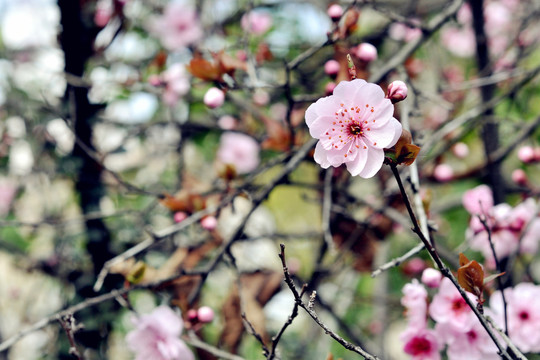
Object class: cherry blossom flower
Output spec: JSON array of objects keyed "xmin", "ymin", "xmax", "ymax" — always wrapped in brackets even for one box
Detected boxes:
[
  {"xmin": 148, "ymin": 3, "xmax": 202, "ymax": 51},
  {"xmin": 462, "ymin": 185, "xmax": 493, "ymax": 215},
  {"xmin": 491, "ymin": 283, "xmax": 540, "ymax": 353},
  {"xmin": 354, "ymin": 43, "xmax": 378, "ymax": 63},
  {"xmin": 435, "ymin": 314, "xmax": 499, "ymax": 360},
  {"xmin": 402, "ymin": 328, "xmax": 442, "ymax": 360},
  {"xmin": 241, "ymin": 10, "xmax": 272, "ymax": 35},
  {"xmin": 161, "ymin": 64, "xmax": 191, "ymax": 107},
  {"xmin": 204, "ymin": 87, "xmax": 225, "ymax": 109},
  {"xmin": 421, "ymin": 268, "xmax": 442, "ymax": 288},
  {"xmin": 324, "ymin": 60, "xmax": 340, "ymax": 77},
  {"xmin": 433, "ymin": 164, "xmax": 454, "ymax": 182},
  {"xmin": 327, "ymin": 4, "xmax": 343, "ymax": 21},
  {"xmin": 401, "ymin": 279, "xmax": 428, "ymax": 329},
  {"xmin": 305, "ymin": 79, "xmax": 402, "ymax": 178},
  {"xmin": 429, "ymin": 278, "xmax": 476, "ymax": 332},
  {"xmin": 217, "ymin": 132, "xmax": 260, "ymax": 174},
  {"xmin": 126, "ymin": 306, "xmax": 194, "ymax": 360}
]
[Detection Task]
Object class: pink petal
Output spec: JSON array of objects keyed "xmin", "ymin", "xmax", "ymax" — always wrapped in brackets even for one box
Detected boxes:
[
  {"xmin": 313, "ymin": 141, "xmax": 331, "ymax": 168},
  {"xmin": 308, "ymin": 115, "xmax": 334, "ymax": 139},
  {"xmin": 363, "ymin": 117, "xmax": 402, "ymax": 149},
  {"xmin": 357, "ymin": 146, "xmax": 384, "ymax": 178},
  {"xmin": 332, "ymin": 78, "xmax": 367, "ymax": 100},
  {"xmin": 344, "ymin": 139, "xmax": 369, "ymax": 176},
  {"xmin": 305, "ymin": 96, "xmax": 334, "ymax": 127}
]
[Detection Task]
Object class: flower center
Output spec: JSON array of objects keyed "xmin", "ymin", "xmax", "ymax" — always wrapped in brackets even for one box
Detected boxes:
[
  {"xmin": 410, "ymin": 337, "xmax": 431, "ymax": 355},
  {"xmin": 452, "ymin": 297, "xmax": 467, "ymax": 312},
  {"xmin": 519, "ymin": 311, "xmax": 529, "ymax": 320},
  {"xmin": 349, "ymin": 122, "xmax": 363, "ymax": 136}
]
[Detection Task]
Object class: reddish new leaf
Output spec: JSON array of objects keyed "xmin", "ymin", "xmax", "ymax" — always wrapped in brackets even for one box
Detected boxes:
[{"xmin": 457, "ymin": 253, "xmax": 484, "ymax": 298}]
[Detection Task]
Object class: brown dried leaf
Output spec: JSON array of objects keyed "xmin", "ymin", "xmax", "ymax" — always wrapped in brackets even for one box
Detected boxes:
[
  {"xmin": 457, "ymin": 253, "xmax": 484, "ymax": 297},
  {"xmin": 187, "ymin": 56, "xmax": 222, "ymax": 81}
]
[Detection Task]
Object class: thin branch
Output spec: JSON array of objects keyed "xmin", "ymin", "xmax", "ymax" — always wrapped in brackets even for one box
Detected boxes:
[
  {"xmin": 389, "ymin": 164, "xmax": 513, "ymax": 359},
  {"xmin": 371, "ymin": 242, "xmax": 425, "ymax": 278},
  {"xmin": 369, "ymin": 0, "xmax": 464, "ymax": 83},
  {"xmin": 278, "ymin": 244, "xmax": 381, "ymax": 360}
]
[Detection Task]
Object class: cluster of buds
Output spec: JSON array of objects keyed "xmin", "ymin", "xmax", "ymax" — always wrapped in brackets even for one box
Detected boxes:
[{"xmin": 186, "ymin": 306, "xmax": 215, "ymax": 331}]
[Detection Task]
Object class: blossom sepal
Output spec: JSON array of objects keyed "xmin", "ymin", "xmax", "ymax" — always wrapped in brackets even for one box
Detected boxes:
[{"xmin": 384, "ymin": 129, "xmax": 420, "ymax": 166}]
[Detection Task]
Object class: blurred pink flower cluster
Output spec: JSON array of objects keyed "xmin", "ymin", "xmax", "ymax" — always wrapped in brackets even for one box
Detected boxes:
[
  {"xmin": 126, "ymin": 306, "xmax": 194, "ymax": 360},
  {"xmin": 147, "ymin": 2, "xmax": 203, "ymax": 51},
  {"xmin": 399, "ymin": 274, "xmax": 540, "ymax": 359},
  {"xmin": 463, "ymin": 185, "xmax": 540, "ymax": 268},
  {"xmin": 216, "ymin": 132, "xmax": 260, "ymax": 174},
  {"xmin": 304, "ymin": 79, "xmax": 402, "ymax": 178},
  {"xmin": 440, "ymin": 0, "xmax": 521, "ymax": 67}
]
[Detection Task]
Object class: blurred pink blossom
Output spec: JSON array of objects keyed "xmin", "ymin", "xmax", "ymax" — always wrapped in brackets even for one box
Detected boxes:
[
  {"xmin": 441, "ymin": 27, "xmax": 476, "ymax": 58},
  {"xmin": 200, "ymin": 216, "xmax": 217, "ymax": 230},
  {"xmin": 161, "ymin": 64, "xmax": 190, "ymax": 107},
  {"xmin": 451, "ymin": 142, "xmax": 469, "ymax": 158},
  {"xmin": 197, "ymin": 306, "xmax": 214, "ymax": 323},
  {"xmin": 94, "ymin": 0, "xmax": 112, "ymax": 27},
  {"xmin": 491, "ymin": 283, "xmax": 540, "ymax": 353},
  {"xmin": 517, "ymin": 145, "xmax": 535, "ymax": 163},
  {"xmin": 174, "ymin": 211, "xmax": 188, "ymax": 223},
  {"xmin": 462, "ymin": 184, "xmax": 493, "ymax": 215},
  {"xmin": 401, "ymin": 279, "xmax": 428, "ymax": 329},
  {"xmin": 126, "ymin": 306, "xmax": 194, "ymax": 360},
  {"xmin": 421, "ymin": 268, "xmax": 442, "ymax": 288},
  {"xmin": 511, "ymin": 169, "xmax": 528, "ymax": 186},
  {"xmin": 0, "ymin": 181, "xmax": 16, "ymax": 216},
  {"xmin": 389, "ymin": 22, "xmax": 422, "ymax": 42},
  {"xmin": 148, "ymin": 3, "xmax": 202, "ymax": 51},
  {"xmin": 354, "ymin": 43, "xmax": 378, "ymax": 63},
  {"xmin": 305, "ymin": 79, "xmax": 402, "ymax": 178},
  {"xmin": 433, "ymin": 164, "xmax": 454, "ymax": 182},
  {"xmin": 402, "ymin": 328, "xmax": 442, "ymax": 360},
  {"xmin": 241, "ymin": 11, "xmax": 272, "ymax": 35},
  {"xmin": 204, "ymin": 87, "xmax": 225, "ymax": 109},
  {"xmin": 217, "ymin": 115, "xmax": 237, "ymax": 130},
  {"xmin": 429, "ymin": 278, "xmax": 476, "ymax": 332},
  {"xmin": 327, "ymin": 4, "xmax": 343, "ymax": 21},
  {"xmin": 324, "ymin": 59, "xmax": 340, "ymax": 77},
  {"xmin": 217, "ymin": 132, "xmax": 260, "ymax": 174},
  {"xmin": 325, "ymin": 82, "xmax": 336, "ymax": 95},
  {"xmin": 435, "ymin": 314, "xmax": 499, "ymax": 360}
]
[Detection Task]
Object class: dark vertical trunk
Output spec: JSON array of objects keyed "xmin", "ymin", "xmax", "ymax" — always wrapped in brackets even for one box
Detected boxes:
[
  {"xmin": 470, "ymin": 0, "xmax": 505, "ymax": 204},
  {"xmin": 58, "ymin": 0, "xmax": 113, "ymax": 277}
]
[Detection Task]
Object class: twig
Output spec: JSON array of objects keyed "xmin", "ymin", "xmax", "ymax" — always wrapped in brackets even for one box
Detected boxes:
[
  {"xmin": 278, "ymin": 244, "xmax": 381, "ymax": 360},
  {"xmin": 58, "ymin": 313, "xmax": 84, "ymax": 360},
  {"xmin": 185, "ymin": 333, "xmax": 247, "ymax": 360},
  {"xmin": 371, "ymin": 242, "xmax": 425, "ymax": 278},
  {"xmin": 478, "ymin": 215, "xmax": 509, "ymax": 335},
  {"xmin": 267, "ymin": 286, "xmax": 303, "ymax": 360},
  {"xmin": 389, "ymin": 164, "xmax": 513, "ymax": 359},
  {"xmin": 369, "ymin": 0, "xmax": 464, "ymax": 83},
  {"xmin": 241, "ymin": 313, "xmax": 269, "ymax": 356}
]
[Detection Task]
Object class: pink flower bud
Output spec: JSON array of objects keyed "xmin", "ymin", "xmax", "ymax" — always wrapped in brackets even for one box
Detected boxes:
[
  {"xmin": 147, "ymin": 74, "xmax": 162, "ymax": 87},
  {"xmin": 174, "ymin": 211, "xmax": 188, "ymax": 223},
  {"xmin": 355, "ymin": 43, "xmax": 378, "ymax": 63},
  {"xmin": 421, "ymin": 268, "xmax": 442, "ymax": 288},
  {"xmin": 218, "ymin": 115, "xmax": 237, "ymax": 130},
  {"xmin": 433, "ymin": 164, "xmax": 453, "ymax": 182},
  {"xmin": 187, "ymin": 309, "xmax": 198, "ymax": 321},
  {"xmin": 512, "ymin": 169, "xmax": 528, "ymax": 186},
  {"xmin": 325, "ymin": 82, "xmax": 336, "ymax": 95},
  {"xmin": 518, "ymin": 146, "xmax": 535, "ymax": 163},
  {"xmin": 204, "ymin": 87, "xmax": 225, "ymax": 109},
  {"xmin": 94, "ymin": 4, "xmax": 112, "ymax": 27},
  {"xmin": 324, "ymin": 59, "xmax": 340, "ymax": 77},
  {"xmin": 535, "ymin": 148, "xmax": 540, "ymax": 161},
  {"xmin": 403, "ymin": 258, "xmax": 426, "ymax": 275},
  {"xmin": 197, "ymin": 306, "xmax": 214, "ymax": 323},
  {"xmin": 452, "ymin": 142, "xmax": 469, "ymax": 158},
  {"xmin": 200, "ymin": 216, "xmax": 217, "ymax": 231},
  {"xmin": 386, "ymin": 80, "xmax": 408, "ymax": 103},
  {"xmin": 327, "ymin": 4, "xmax": 343, "ymax": 21}
]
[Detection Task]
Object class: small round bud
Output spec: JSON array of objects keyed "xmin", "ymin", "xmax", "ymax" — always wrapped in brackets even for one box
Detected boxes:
[
  {"xmin": 512, "ymin": 169, "xmax": 528, "ymax": 186},
  {"xmin": 518, "ymin": 146, "xmax": 535, "ymax": 163},
  {"xmin": 200, "ymin": 216, "xmax": 218, "ymax": 231},
  {"xmin": 386, "ymin": 80, "xmax": 408, "ymax": 103},
  {"xmin": 187, "ymin": 309, "xmax": 198, "ymax": 321},
  {"xmin": 355, "ymin": 43, "xmax": 378, "ymax": 63},
  {"xmin": 204, "ymin": 87, "xmax": 225, "ymax": 109},
  {"xmin": 452, "ymin": 142, "xmax": 469, "ymax": 159},
  {"xmin": 325, "ymin": 82, "xmax": 336, "ymax": 95},
  {"xmin": 197, "ymin": 306, "xmax": 215, "ymax": 323},
  {"xmin": 403, "ymin": 258, "xmax": 426, "ymax": 275},
  {"xmin": 218, "ymin": 115, "xmax": 237, "ymax": 130},
  {"xmin": 324, "ymin": 60, "xmax": 340, "ymax": 77},
  {"xmin": 433, "ymin": 164, "xmax": 454, "ymax": 182},
  {"xmin": 421, "ymin": 268, "xmax": 442, "ymax": 288},
  {"xmin": 174, "ymin": 211, "xmax": 188, "ymax": 223},
  {"xmin": 327, "ymin": 4, "xmax": 343, "ymax": 21}
]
